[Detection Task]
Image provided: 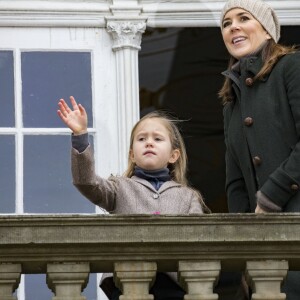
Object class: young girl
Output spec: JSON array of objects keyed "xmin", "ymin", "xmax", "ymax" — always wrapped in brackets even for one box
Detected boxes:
[{"xmin": 57, "ymin": 96, "xmax": 208, "ymax": 300}]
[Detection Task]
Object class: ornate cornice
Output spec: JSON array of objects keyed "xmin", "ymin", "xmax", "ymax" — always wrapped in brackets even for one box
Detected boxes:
[
  {"xmin": 0, "ymin": 1, "xmax": 298, "ymax": 27},
  {"xmin": 141, "ymin": 1, "xmax": 300, "ymax": 27}
]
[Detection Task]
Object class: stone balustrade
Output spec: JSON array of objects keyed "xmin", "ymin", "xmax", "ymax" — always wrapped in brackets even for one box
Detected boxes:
[{"xmin": 0, "ymin": 213, "xmax": 299, "ymax": 299}]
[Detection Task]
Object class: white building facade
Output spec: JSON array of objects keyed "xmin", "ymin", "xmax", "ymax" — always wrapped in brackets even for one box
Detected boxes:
[{"xmin": 0, "ymin": 1, "xmax": 299, "ymax": 299}]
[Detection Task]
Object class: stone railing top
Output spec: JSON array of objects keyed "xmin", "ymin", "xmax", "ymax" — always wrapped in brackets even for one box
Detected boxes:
[{"xmin": 0, "ymin": 213, "xmax": 300, "ymax": 273}]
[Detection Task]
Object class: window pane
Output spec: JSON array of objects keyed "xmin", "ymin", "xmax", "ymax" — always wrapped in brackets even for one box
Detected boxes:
[
  {"xmin": 25, "ymin": 275, "xmax": 53, "ymax": 300},
  {"xmin": 25, "ymin": 274, "xmax": 97, "ymax": 300},
  {"xmin": 24, "ymin": 135, "xmax": 95, "ymax": 213},
  {"xmin": 22, "ymin": 52, "xmax": 93, "ymax": 128},
  {"xmin": 0, "ymin": 135, "xmax": 15, "ymax": 212},
  {"xmin": 83, "ymin": 274, "xmax": 97, "ymax": 300},
  {"xmin": 0, "ymin": 51, "xmax": 14, "ymax": 127}
]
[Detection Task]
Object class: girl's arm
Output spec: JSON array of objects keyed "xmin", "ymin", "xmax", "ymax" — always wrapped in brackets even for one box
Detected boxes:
[
  {"xmin": 58, "ymin": 96, "xmax": 116, "ymax": 211},
  {"xmin": 71, "ymin": 145, "xmax": 117, "ymax": 212}
]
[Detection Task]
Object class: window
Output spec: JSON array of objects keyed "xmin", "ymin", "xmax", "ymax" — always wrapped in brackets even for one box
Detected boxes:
[
  {"xmin": 21, "ymin": 51, "xmax": 94, "ymax": 213},
  {"xmin": 0, "ymin": 26, "xmax": 115, "ymax": 300}
]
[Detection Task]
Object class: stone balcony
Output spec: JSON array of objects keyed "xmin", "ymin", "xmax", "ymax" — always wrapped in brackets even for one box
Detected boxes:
[{"xmin": 0, "ymin": 213, "xmax": 299, "ymax": 300}]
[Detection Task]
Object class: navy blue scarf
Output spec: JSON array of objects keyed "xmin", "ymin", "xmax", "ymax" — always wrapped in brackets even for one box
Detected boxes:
[{"xmin": 134, "ymin": 166, "xmax": 171, "ymax": 190}]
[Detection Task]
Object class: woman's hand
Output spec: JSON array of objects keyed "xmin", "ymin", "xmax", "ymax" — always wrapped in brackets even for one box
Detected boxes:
[
  {"xmin": 57, "ymin": 96, "xmax": 88, "ymax": 135},
  {"xmin": 255, "ymin": 204, "xmax": 267, "ymax": 214}
]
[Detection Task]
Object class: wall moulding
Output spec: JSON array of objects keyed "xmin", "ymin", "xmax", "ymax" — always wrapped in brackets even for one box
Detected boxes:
[
  {"xmin": 141, "ymin": 1, "xmax": 300, "ymax": 27},
  {"xmin": 0, "ymin": 1, "xmax": 298, "ymax": 27},
  {"xmin": 0, "ymin": 0, "xmax": 110, "ymax": 27}
]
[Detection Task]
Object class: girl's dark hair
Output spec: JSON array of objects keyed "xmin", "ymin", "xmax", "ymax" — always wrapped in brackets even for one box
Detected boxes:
[{"xmin": 219, "ymin": 40, "xmax": 297, "ymax": 104}]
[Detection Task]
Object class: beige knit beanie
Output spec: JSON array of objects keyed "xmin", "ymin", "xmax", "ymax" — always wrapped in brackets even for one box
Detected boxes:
[{"xmin": 220, "ymin": 0, "xmax": 280, "ymax": 42}]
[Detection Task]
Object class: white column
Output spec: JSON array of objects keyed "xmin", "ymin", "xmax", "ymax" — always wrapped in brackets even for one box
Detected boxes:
[
  {"xmin": 178, "ymin": 261, "xmax": 221, "ymax": 300},
  {"xmin": 0, "ymin": 263, "xmax": 21, "ymax": 300},
  {"xmin": 246, "ymin": 260, "xmax": 288, "ymax": 300},
  {"xmin": 106, "ymin": 16, "xmax": 147, "ymax": 174}
]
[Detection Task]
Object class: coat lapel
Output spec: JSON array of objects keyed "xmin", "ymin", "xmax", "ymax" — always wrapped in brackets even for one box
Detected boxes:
[{"xmin": 131, "ymin": 176, "xmax": 181, "ymax": 193}]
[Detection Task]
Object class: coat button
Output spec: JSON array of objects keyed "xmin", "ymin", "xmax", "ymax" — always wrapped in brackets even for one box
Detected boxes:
[
  {"xmin": 153, "ymin": 193, "xmax": 159, "ymax": 199},
  {"xmin": 291, "ymin": 184, "xmax": 299, "ymax": 191},
  {"xmin": 245, "ymin": 77, "xmax": 254, "ymax": 86},
  {"xmin": 244, "ymin": 117, "xmax": 254, "ymax": 126},
  {"xmin": 252, "ymin": 156, "xmax": 262, "ymax": 166}
]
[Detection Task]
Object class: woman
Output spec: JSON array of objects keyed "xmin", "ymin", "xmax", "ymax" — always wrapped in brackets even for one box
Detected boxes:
[{"xmin": 219, "ymin": 0, "xmax": 300, "ymax": 298}]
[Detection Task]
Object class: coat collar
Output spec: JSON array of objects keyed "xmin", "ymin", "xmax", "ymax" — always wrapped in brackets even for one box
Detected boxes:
[
  {"xmin": 222, "ymin": 54, "xmax": 269, "ymax": 83},
  {"xmin": 240, "ymin": 55, "xmax": 265, "ymax": 78},
  {"xmin": 131, "ymin": 175, "xmax": 181, "ymax": 193}
]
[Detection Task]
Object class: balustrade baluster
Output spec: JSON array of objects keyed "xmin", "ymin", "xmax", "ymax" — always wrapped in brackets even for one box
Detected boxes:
[
  {"xmin": 246, "ymin": 260, "xmax": 288, "ymax": 300},
  {"xmin": 114, "ymin": 261, "xmax": 157, "ymax": 300},
  {"xmin": 47, "ymin": 262, "xmax": 89, "ymax": 300},
  {"xmin": 0, "ymin": 263, "xmax": 21, "ymax": 300},
  {"xmin": 178, "ymin": 261, "xmax": 221, "ymax": 300}
]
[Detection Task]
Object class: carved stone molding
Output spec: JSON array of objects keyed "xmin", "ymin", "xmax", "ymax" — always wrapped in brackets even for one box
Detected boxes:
[
  {"xmin": 106, "ymin": 19, "xmax": 147, "ymax": 51},
  {"xmin": 0, "ymin": 1, "xmax": 298, "ymax": 27}
]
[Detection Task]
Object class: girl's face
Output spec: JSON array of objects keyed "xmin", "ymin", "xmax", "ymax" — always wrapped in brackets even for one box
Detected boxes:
[
  {"xmin": 130, "ymin": 118, "xmax": 180, "ymax": 171},
  {"xmin": 221, "ymin": 8, "xmax": 271, "ymax": 59}
]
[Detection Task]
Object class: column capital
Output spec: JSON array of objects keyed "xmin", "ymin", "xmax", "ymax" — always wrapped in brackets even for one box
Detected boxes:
[{"xmin": 106, "ymin": 18, "xmax": 147, "ymax": 51}]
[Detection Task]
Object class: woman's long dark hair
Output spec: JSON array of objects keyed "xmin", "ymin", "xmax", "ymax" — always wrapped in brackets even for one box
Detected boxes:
[{"xmin": 219, "ymin": 40, "xmax": 297, "ymax": 104}]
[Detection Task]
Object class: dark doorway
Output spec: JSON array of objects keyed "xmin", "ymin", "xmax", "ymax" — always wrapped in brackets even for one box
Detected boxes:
[{"xmin": 139, "ymin": 26, "xmax": 300, "ymax": 213}]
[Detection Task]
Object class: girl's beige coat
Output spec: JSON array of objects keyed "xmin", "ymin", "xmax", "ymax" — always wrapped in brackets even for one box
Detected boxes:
[{"xmin": 71, "ymin": 146, "xmax": 203, "ymax": 214}]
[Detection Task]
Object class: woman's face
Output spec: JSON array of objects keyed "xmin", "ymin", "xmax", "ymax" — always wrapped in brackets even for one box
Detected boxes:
[{"xmin": 221, "ymin": 8, "xmax": 271, "ymax": 59}]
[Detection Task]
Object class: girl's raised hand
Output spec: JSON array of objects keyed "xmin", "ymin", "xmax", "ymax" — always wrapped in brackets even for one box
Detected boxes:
[{"xmin": 57, "ymin": 96, "xmax": 88, "ymax": 135}]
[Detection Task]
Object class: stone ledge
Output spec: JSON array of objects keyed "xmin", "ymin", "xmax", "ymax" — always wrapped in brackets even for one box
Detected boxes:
[{"xmin": 0, "ymin": 214, "xmax": 300, "ymax": 273}]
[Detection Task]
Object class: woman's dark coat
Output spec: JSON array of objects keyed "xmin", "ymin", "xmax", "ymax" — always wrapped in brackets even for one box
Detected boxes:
[
  {"xmin": 223, "ymin": 51, "xmax": 300, "ymax": 300},
  {"xmin": 223, "ymin": 51, "xmax": 300, "ymax": 213}
]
